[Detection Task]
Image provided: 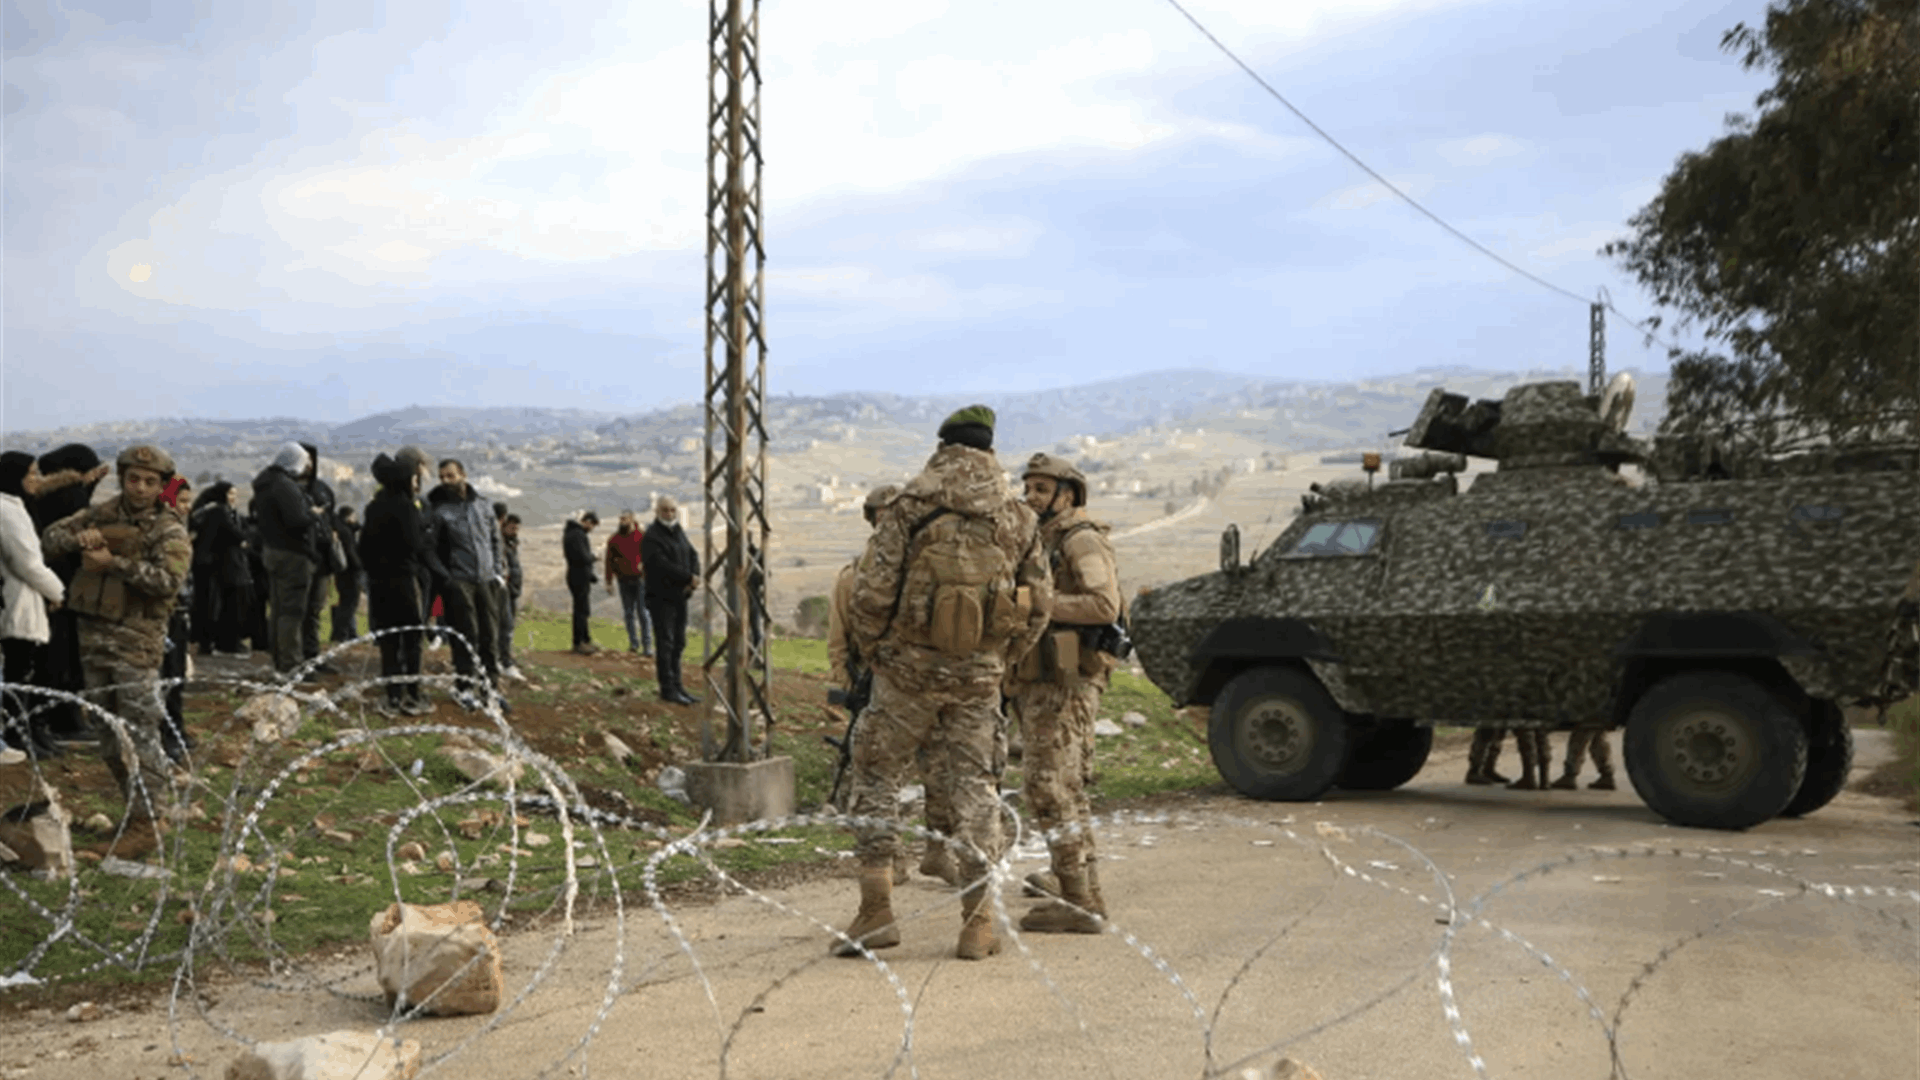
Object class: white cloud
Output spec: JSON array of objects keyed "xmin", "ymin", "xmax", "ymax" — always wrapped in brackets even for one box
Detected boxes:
[
  {"xmin": 81, "ymin": 0, "xmax": 1501, "ymax": 319},
  {"xmin": 1435, "ymin": 133, "xmax": 1531, "ymax": 167}
]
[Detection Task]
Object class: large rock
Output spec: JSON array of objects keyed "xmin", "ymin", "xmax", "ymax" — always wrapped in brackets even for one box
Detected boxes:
[
  {"xmin": 239, "ymin": 693, "xmax": 303, "ymax": 743},
  {"xmin": 443, "ymin": 747, "xmax": 524, "ymax": 787},
  {"xmin": 369, "ymin": 901, "xmax": 503, "ymax": 1016},
  {"xmin": 224, "ymin": 1030, "xmax": 422, "ymax": 1080},
  {"xmin": 0, "ymin": 784, "xmax": 73, "ymax": 881}
]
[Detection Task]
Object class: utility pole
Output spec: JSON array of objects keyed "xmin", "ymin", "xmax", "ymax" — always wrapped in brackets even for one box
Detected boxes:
[
  {"xmin": 1589, "ymin": 290, "xmax": 1607, "ymax": 396},
  {"xmin": 700, "ymin": 0, "xmax": 773, "ymax": 767}
]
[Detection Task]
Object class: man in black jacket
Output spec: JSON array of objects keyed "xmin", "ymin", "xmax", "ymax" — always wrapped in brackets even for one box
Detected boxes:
[
  {"xmin": 360, "ymin": 452, "xmax": 443, "ymax": 715},
  {"xmin": 640, "ymin": 496, "xmax": 700, "ymax": 705},
  {"xmin": 429, "ymin": 459, "xmax": 506, "ymax": 711},
  {"xmin": 251, "ymin": 443, "xmax": 318, "ymax": 677},
  {"xmin": 563, "ymin": 511, "xmax": 599, "ymax": 654},
  {"xmin": 296, "ymin": 442, "xmax": 340, "ymax": 672}
]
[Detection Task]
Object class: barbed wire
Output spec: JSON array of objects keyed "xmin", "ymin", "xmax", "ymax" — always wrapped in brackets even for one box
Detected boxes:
[{"xmin": 0, "ymin": 632, "xmax": 1913, "ymax": 1078}]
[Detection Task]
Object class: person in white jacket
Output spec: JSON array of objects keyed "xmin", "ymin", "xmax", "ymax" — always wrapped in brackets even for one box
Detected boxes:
[{"xmin": 0, "ymin": 451, "xmax": 67, "ymax": 764}]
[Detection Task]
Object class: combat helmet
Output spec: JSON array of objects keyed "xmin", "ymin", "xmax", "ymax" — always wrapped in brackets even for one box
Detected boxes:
[
  {"xmin": 1023, "ymin": 452, "xmax": 1088, "ymax": 507},
  {"xmin": 115, "ymin": 444, "xmax": 175, "ymax": 479},
  {"xmin": 863, "ymin": 484, "xmax": 900, "ymax": 525}
]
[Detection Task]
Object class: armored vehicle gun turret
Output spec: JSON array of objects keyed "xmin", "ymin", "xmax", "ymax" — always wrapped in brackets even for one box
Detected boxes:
[{"xmin": 1130, "ymin": 375, "xmax": 1920, "ymax": 830}]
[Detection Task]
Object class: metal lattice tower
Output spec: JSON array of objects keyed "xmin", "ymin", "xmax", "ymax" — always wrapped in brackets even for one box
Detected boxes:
[
  {"xmin": 1589, "ymin": 292, "xmax": 1607, "ymax": 396},
  {"xmin": 699, "ymin": 0, "xmax": 772, "ymax": 763}
]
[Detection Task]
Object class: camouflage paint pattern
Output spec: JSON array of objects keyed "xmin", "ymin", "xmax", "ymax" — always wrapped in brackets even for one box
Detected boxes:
[{"xmin": 1131, "ymin": 379, "xmax": 1920, "ymax": 729}]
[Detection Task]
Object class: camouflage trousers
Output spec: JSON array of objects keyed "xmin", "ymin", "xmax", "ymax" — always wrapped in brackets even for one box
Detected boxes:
[
  {"xmin": 77, "ymin": 653, "xmax": 178, "ymax": 822},
  {"xmin": 846, "ymin": 663, "xmax": 1003, "ymax": 882},
  {"xmin": 1562, "ymin": 727, "xmax": 1614, "ymax": 775},
  {"xmin": 1008, "ymin": 677, "xmax": 1101, "ymax": 870}
]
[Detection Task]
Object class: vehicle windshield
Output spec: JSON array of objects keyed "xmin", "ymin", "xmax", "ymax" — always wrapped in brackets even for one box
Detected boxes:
[{"xmin": 1283, "ymin": 520, "xmax": 1381, "ymax": 557}]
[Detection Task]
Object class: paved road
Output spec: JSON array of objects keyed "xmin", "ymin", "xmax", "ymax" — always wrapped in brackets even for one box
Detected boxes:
[{"xmin": 3, "ymin": 735, "xmax": 1914, "ymax": 1080}]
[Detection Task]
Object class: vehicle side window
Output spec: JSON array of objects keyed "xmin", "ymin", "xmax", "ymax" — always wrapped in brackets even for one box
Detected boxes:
[
  {"xmin": 1791, "ymin": 505, "xmax": 1844, "ymax": 523},
  {"xmin": 1485, "ymin": 520, "xmax": 1527, "ymax": 540},
  {"xmin": 1288, "ymin": 520, "xmax": 1381, "ymax": 557},
  {"xmin": 1688, "ymin": 508, "xmax": 1734, "ymax": 525},
  {"xmin": 1616, "ymin": 511, "xmax": 1661, "ymax": 530}
]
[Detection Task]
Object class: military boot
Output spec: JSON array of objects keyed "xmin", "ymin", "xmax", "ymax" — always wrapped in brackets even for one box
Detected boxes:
[
  {"xmin": 955, "ymin": 883, "xmax": 1001, "ymax": 960},
  {"xmin": 1464, "ymin": 729, "xmax": 1493, "ymax": 784},
  {"xmin": 1019, "ymin": 864, "xmax": 1103, "ymax": 934},
  {"xmin": 1589, "ymin": 767, "xmax": 1617, "ymax": 791},
  {"xmin": 1022, "ymin": 869, "xmax": 1060, "ymax": 899},
  {"xmin": 1549, "ymin": 767, "xmax": 1581, "ymax": 790},
  {"xmin": 919, "ymin": 840, "xmax": 960, "ymax": 886},
  {"xmin": 1508, "ymin": 732, "xmax": 1542, "ymax": 790},
  {"xmin": 830, "ymin": 865, "xmax": 901, "ymax": 957},
  {"xmin": 1084, "ymin": 856, "xmax": 1108, "ymax": 917}
]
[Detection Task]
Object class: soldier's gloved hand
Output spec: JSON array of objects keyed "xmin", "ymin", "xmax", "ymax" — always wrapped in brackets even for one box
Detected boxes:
[{"xmin": 81, "ymin": 547, "xmax": 113, "ymax": 571}]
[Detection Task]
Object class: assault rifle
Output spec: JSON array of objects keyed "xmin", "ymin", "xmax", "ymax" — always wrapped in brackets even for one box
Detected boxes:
[{"xmin": 823, "ymin": 667, "xmax": 873, "ymax": 811}]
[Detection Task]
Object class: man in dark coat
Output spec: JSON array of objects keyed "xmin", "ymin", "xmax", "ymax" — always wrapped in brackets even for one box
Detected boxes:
[
  {"xmin": 251, "ymin": 443, "xmax": 318, "ymax": 677},
  {"xmin": 360, "ymin": 452, "xmax": 443, "ymax": 715},
  {"xmin": 563, "ymin": 511, "xmax": 599, "ymax": 654},
  {"xmin": 496, "ymin": 506, "xmax": 525, "ymax": 680},
  {"xmin": 188, "ymin": 482, "xmax": 253, "ymax": 657},
  {"xmin": 640, "ymin": 496, "xmax": 700, "ymax": 704},
  {"xmin": 296, "ymin": 441, "xmax": 340, "ymax": 670},
  {"xmin": 428, "ymin": 458, "xmax": 506, "ymax": 711}
]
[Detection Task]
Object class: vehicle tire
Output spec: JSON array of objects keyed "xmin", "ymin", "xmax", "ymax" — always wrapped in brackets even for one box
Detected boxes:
[
  {"xmin": 1207, "ymin": 666, "xmax": 1350, "ymax": 801},
  {"xmin": 1623, "ymin": 671, "xmax": 1809, "ymax": 830},
  {"xmin": 1337, "ymin": 718, "xmax": 1433, "ymax": 791},
  {"xmin": 1779, "ymin": 699, "xmax": 1852, "ymax": 818}
]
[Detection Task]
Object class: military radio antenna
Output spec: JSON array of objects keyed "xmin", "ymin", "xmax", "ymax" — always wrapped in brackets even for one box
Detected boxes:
[
  {"xmin": 700, "ymin": 0, "xmax": 773, "ymax": 765},
  {"xmin": 1590, "ymin": 288, "xmax": 1608, "ymax": 396}
]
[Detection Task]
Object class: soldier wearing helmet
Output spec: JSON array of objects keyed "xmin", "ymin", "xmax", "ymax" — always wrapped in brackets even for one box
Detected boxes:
[
  {"xmin": 1006, "ymin": 451, "xmax": 1122, "ymax": 933},
  {"xmin": 40, "ymin": 445, "xmax": 192, "ymax": 857}
]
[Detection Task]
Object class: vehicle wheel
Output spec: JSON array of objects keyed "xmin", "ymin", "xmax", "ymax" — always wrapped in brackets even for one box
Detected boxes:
[
  {"xmin": 1207, "ymin": 666, "xmax": 1350, "ymax": 801},
  {"xmin": 1623, "ymin": 671, "xmax": 1808, "ymax": 830},
  {"xmin": 1779, "ymin": 699, "xmax": 1852, "ymax": 818},
  {"xmin": 1337, "ymin": 718, "xmax": 1433, "ymax": 791}
]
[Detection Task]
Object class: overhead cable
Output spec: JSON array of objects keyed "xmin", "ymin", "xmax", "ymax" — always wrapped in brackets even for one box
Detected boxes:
[{"xmin": 1159, "ymin": 0, "xmax": 1680, "ymax": 350}]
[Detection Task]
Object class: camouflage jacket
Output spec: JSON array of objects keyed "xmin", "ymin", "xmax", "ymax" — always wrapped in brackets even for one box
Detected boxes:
[
  {"xmin": 849, "ymin": 443, "xmax": 1051, "ymax": 672},
  {"xmin": 41, "ymin": 495, "xmax": 191, "ymax": 666},
  {"xmin": 1040, "ymin": 508, "xmax": 1120, "ymax": 628},
  {"xmin": 828, "ymin": 561, "xmax": 858, "ymax": 689}
]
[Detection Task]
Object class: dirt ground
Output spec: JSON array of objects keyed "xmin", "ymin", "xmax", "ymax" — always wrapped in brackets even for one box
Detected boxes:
[{"xmin": 1, "ymin": 725, "xmax": 1912, "ymax": 1080}]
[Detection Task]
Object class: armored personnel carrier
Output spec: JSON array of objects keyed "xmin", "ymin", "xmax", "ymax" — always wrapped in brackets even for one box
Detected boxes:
[{"xmin": 1129, "ymin": 376, "xmax": 1919, "ymax": 829}]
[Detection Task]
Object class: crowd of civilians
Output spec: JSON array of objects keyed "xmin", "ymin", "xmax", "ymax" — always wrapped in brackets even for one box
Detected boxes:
[{"xmin": 0, "ymin": 437, "xmax": 717, "ymax": 770}]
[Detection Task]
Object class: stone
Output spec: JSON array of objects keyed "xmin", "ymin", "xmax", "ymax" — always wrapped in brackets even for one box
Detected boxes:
[
  {"xmin": 1093, "ymin": 718, "xmax": 1125, "ymax": 737},
  {"xmin": 396, "ymin": 841, "xmax": 426, "ymax": 862},
  {"xmin": 65, "ymin": 1002, "xmax": 99, "ymax": 1023},
  {"xmin": 683, "ymin": 757, "xmax": 795, "ymax": 826},
  {"xmin": 369, "ymin": 901, "xmax": 503, "ymax": 1016},
  {"xmin": 1120, "ymin": 710, "xmax": 1149, "ymax": 728},
  {"xmin": 443, "ymin": 748, "xmax": 524, "ymax": 787},
  {"xmin": 603, "ymin": 732, "xmax": 636, "ymax": 764},
  {"xmin": 1234, "ymin": 1058, "xmax": 1323, "ymax": 1080},
  {"xmin": 238, "ymin": 694, "xmax": 303, "ymax": 744},
  {"xmin": 223, "ymin": 1030, "xmax": 422, "ymax": 1080},
  {"xmin": 0, "ymin": 785, "xmax": 73, "ymax": 881}
]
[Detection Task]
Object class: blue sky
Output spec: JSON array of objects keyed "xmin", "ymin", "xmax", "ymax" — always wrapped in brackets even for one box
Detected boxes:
[{"xmin": 3, "ymin": 0, "xmax": 1774, "ymax": 431}]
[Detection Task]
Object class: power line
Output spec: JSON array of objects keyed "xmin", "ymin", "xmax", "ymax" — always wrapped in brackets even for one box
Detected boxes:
[{"xmin": 1158, "ymin": 0, "xmax": 1683, "ymax": 353}]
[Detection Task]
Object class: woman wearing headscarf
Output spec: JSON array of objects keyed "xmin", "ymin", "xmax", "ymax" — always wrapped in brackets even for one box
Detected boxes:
[
  {"xmin": 0, "ymin": 451, "xmax": 69, "ymax": 761},
  {"xmin": 27, "ymin": 443, "xmax": 105, "ymax": 749},
  {"xmin": 190, "ymin": 482, "xmax": 253, "ymax": 657}
]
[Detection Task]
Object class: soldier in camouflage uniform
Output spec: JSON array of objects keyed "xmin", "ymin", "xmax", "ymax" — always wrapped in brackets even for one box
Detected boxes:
[
  {"xmin": 1464, "ymin": 727, "xmax": 1512, "ymax": 785},
  {"xmin": 1006, "ymin": 453, "xmax": 1121, "ymax": 934},
  {"xmin": 1507, "ymin": 728, "xmax": 1552, "ymax": 790},
  {"xmin": 834, "ymin": 405, "xmax": 1052, "ymax": 961},
  {"xmin": 40, "ymin": 445, "xmax": 192, "ymax": 857},
  {"xmin": 828, "ymin": 483, "xmax": 923, "ymax": 884},
  {"xmin": 1551, "ymin": 726, "xmax": 1617, "ymax": 790}
]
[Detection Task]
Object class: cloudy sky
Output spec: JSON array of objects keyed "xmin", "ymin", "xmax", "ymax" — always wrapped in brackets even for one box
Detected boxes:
[{"xmin": 4, "ymin": 0, "xmax": 1774, "ymax": 432}]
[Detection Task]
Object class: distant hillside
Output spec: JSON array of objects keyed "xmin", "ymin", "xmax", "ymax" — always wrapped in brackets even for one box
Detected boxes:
[{"xmin": 4, "ymin": 365, "xmax": 1669, "ymax": 468}]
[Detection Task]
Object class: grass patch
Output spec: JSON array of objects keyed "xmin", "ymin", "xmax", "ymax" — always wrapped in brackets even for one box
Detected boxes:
[{"xmin": 1855, "ymin": 696, "xmax": 1920, "ymax": 811}]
